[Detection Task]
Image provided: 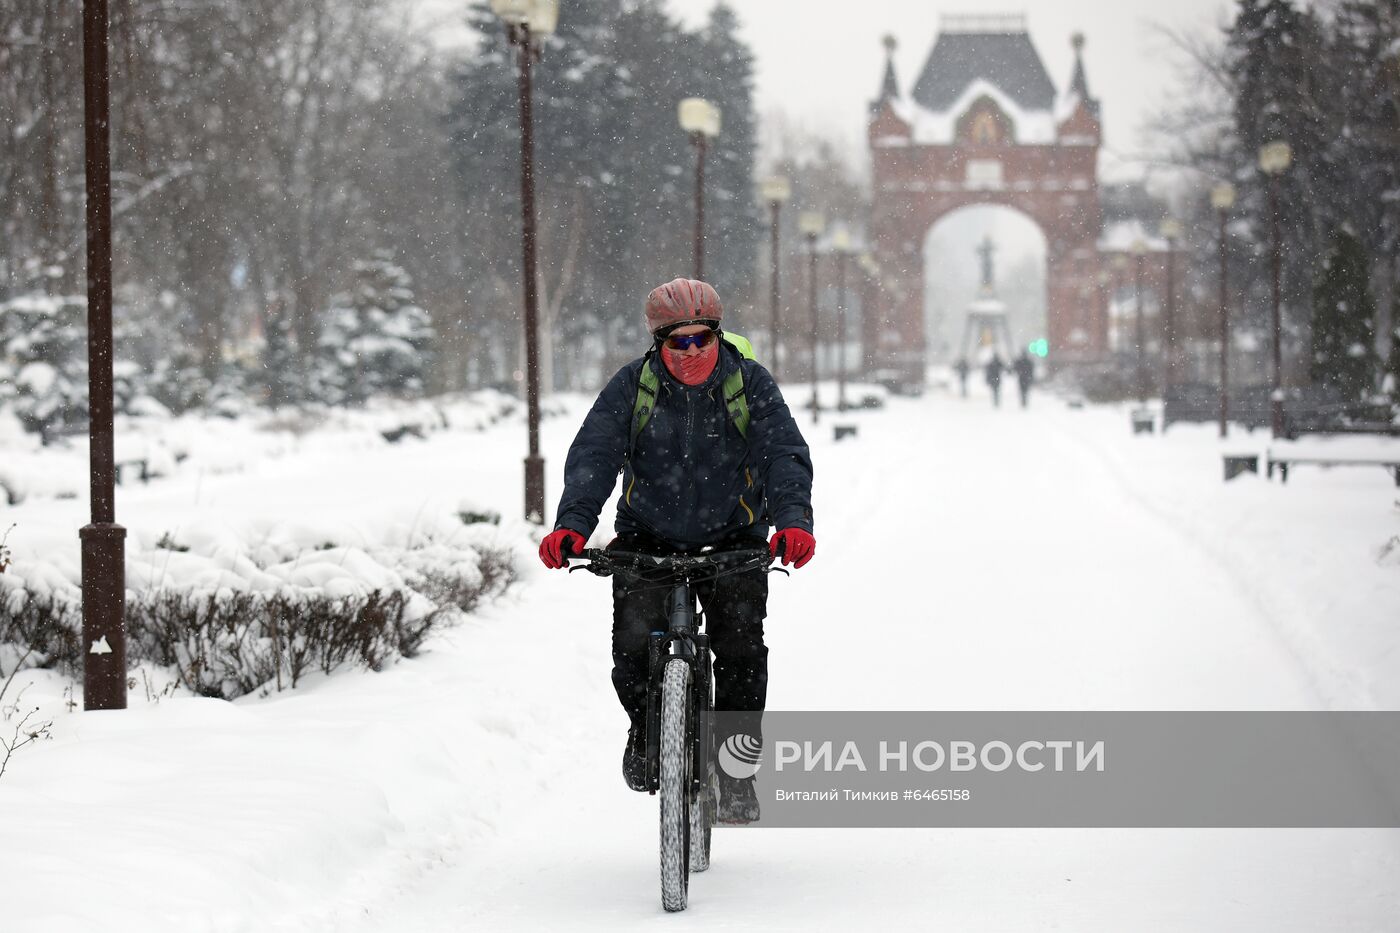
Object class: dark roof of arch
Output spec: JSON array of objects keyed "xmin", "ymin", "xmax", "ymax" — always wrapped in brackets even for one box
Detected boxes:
[{"xmin": 911, "ymin": 30, "xmax": 1057, "ymax": 114}]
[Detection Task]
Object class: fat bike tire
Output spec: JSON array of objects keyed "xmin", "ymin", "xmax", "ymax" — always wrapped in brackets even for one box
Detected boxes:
[
  {"xmin": 689, "ymin": 704, "xmax": 715, "ymax": 873},
  {"xmin": 659, "ymin": 658, "xmax": 693, "ymax": 912},
  {"xmin": 689, "ymin": 764, "xmax": 715, "ymax": 873}
]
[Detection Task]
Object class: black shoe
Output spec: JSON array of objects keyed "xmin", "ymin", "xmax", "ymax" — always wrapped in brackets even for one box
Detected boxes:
[
  {"xmin": 718, "ymin": 774, "xmax": 760, "ymax": 824},
  {"xmin": 622, "ymin": 720, "xmax": 648, "ymax": 792}
]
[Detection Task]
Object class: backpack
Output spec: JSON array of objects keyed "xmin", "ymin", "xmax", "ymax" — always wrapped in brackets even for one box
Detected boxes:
[{"xmin": 629, "ymin": 332, "xmax": 754, "ymax": 453}]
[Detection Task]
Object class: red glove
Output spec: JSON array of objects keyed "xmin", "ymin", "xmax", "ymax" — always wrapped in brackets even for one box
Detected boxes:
[
  {"xmin": 769, "ymin": 528, "xmax": 815, "ymax": 569},
  {"xmin": 539, "ymin": 529, "xmax": 584, "ymax": 569}
]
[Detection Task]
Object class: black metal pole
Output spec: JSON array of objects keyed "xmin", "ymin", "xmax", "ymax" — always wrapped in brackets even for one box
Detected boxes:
[
  {"xmin": 513, "ymin": 26, "xmax": 545, "ymax": 523},
  {"xmin": 808, "ymin": 234, "xmax": 820, "ymax": 425},
  {"xmin": 693, "ymin": 134, "xmax": 706, "ymax": 281},
  {"xmin": 1269, "ymin": 175, "xmax": 1284, "ymax": 437},
  {"xmin": 1218, "ymin": 206, "xmax": 1230, "ymax": 439},
  {"xmin": 858, "ymin": 264, "xmax": 874, "ymax": 381},
  {"xmin": 1163, "ymin": 236, "xmax": 1176, "ymax": 395},
  {"xmin": 80, "ymin": 0, "xmax": 126, "ymax": 711},
  {"xmin": 836, "ymin": 250, "xmax": 848, "ymax": 411},
  {"xmin": 769, "ymin": 200, "xmax": 782, "ymax": 380},
  {"xmin": 1134, "ymin": 252, "xmax": 1146, "ymax": 405}
]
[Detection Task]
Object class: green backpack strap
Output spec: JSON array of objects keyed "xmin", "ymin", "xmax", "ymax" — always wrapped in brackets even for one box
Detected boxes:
[
  {"xmin": 723, "ymin": 367, "xmax": 749, "ymax": 439},
  {"xmin": 720, "ymin": 333, "xmax": 753, "ymax": 438},
  {"xmin": 630, "ymin": 352, "xmax": 660, "ymax": 452}
]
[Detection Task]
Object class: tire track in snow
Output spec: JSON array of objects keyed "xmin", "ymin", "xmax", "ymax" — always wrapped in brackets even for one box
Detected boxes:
[{"xmin": 1031, "ymin": 404, "xmax": 1340, "ymax": 710}]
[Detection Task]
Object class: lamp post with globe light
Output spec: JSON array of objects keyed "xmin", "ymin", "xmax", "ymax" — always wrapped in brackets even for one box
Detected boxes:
[
  {"xmin": 1258, "ymin": 140, "xmax": 1292, "ymax": 436},
  {"xmin": 1131, "ymin": 237, "xmax": 1149, "ymax": 405},
  {"xmin": 1211, "ymin": 183, "xmax": 1236, "ymax": 438},
  {"xmin": 490, "ymin": 0, "xmax": 558, "ymax": 524},
  {"xmin": 830, "ymin": 225, "xmax": 854, "ymax": 411},
  {"xmin": 858, "ymin": 252, "xmax": 880, "ymax": 382},
  {"xmin": 760, "ymin": 175, "xmax": 791, "ymax": 378},
  {"xmin": 679, "ymin": 98, "xmax": 721, "ymax": 280},
  {"xmin": 1159, "ymin": 217, "xmax": 1183, "ymax": 393},
  {"xmin": 799, "ymin": 211, "xmax": 825, "ymax": 424}
]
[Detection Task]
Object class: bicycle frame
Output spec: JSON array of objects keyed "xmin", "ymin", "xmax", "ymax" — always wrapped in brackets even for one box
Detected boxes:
[{"xmin": 569, "ymin": 547, "xmax": 773, "ymax": 795}]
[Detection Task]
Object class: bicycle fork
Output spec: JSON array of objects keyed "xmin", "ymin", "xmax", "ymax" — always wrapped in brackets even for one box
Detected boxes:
[{"xmin": 644, "ymin": 581, "xmax": 714, "ymax": 795}]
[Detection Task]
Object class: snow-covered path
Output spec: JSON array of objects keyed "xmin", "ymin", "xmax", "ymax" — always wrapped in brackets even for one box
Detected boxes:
[
  {"xmin": 6, "ymin": 388, "xmax": 1400, "ymax": 931},
  {"xmin": 340, "ymin": 391, "xmax": 1400, "ymax": 931}
]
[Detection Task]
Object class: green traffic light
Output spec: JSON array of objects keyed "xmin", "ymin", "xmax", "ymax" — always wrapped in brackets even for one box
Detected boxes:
[{"xmin": 1028, "ymin": 338, "xmax": 1048, "ymax": 358}]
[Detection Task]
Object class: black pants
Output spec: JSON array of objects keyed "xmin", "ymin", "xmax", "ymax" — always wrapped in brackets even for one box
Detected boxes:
[{"xmin": 610, "ymin": 532, "xmax": 768, "ymax": 736}]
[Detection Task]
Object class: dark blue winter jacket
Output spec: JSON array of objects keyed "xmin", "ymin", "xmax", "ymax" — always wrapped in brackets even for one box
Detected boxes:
[{"xmin": 554, "ymin": 343, "xmax": 813, "ymax": 551}]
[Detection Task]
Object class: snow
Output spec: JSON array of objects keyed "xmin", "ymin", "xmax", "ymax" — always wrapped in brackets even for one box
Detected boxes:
[
  {"xmin": 1098, "ymin": 218, "xmax": 1171, "ymax": 254},
  {"xmin": 16, "ymin": 361, "xmax": 57, "ymax": 396},
  {"xmin": 889, "ymin": 80, "xmax": 1059, "ymax": 146},
  {"xmin": 1, "ymin": 386, "xmax": 1399, "ymax": 929}
]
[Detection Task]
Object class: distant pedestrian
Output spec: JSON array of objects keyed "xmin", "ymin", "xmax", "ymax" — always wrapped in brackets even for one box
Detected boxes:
[
  {"xmin": 1013, "ymin": 352, "xmax": 1035, "ymax": 408},
  {"xmin": 953, "ymin": 357, "xmax": 970, "ymax": 398},
  {"xmin": 984, "ymin": 354, "xmax": 1005, "ymax": 408}
]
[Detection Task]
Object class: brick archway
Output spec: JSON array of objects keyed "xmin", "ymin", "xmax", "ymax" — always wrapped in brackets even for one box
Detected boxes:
[{"xmin": 864, "ymin": 19, "xmax": 1106, "ymax": 380}]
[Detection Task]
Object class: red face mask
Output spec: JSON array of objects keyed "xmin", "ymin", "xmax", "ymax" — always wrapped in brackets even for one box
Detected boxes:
[{"xmin": 661, "ymin": 339, "xmax": 719, "ymax": 385}]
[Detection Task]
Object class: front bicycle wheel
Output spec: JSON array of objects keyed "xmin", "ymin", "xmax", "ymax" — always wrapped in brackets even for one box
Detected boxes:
[
  {"xmin": 658, "ymin": 658, "xmax": 692, "ymax": 912},
  {"xmin": 689, "ymin": 675, "xmax": 715, "ymax": 873}
]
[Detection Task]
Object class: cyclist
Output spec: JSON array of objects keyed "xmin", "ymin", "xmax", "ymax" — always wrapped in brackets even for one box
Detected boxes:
[{"xmin": 538, "ymin": 277, "xmax": 815, "ymax": 823}]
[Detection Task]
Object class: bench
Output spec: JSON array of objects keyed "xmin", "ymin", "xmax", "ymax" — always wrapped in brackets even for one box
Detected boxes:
[
  {"xmin": 380, "ymin": 424, "xmax": 426, "ymax": 444},
  {"xmin": 1266, "ymin": 451, "xmax": 1400, "ymax": 486},
  {"xmin": 1223, "ymin": 454, "xmax": 1259, "ymax": 481},
  {"xmin": 833, "ymin": 425, "xmax": 858, "ymax": 441},
  {"xmin": 114, "ymin": 458, "xmax": 150, "ymax": 486},
  {"xmin": 1282, "ymin": 420, "xmax": 1400, "ymax": 440}
]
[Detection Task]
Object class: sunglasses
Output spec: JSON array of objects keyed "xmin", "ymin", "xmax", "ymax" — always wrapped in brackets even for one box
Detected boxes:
[{"xmin": 665, "ymin": 329, "xmax": 717, "ymax": 351}]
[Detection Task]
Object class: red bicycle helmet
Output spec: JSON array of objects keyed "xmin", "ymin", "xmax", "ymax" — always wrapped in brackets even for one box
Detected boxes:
[{"xmin": 644, "ymin": 278, "xmax": 723, "ymax": 335}]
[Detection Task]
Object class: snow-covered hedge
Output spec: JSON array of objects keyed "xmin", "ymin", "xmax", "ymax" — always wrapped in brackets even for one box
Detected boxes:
[{"xmin": 0, "ymin": 513, "xmax": 520, "ymax": 700}]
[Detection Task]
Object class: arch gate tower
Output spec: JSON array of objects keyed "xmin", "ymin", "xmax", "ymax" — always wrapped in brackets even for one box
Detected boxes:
[{"xmin": 866, "ymin": 16, "xmax": 1105, "ymax": 381}]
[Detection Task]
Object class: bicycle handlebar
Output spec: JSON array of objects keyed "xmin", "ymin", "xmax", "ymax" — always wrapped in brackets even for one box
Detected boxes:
[{"xmin": 566, "ymin": 546, "xmax": 775, "ymax": 579}]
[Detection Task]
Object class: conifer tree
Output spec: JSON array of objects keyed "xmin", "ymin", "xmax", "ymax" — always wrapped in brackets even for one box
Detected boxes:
[
  {"xmin": 1383, "ymin": 303, "xmax": 1400, "ymax": 405},
  {"xmin": 0, "ymin": 293, "xmax": 88, "ymax": 442},
  {"xmin": 316, "ymin": 253, "xmax": 435, "ymax": 404},
  {"xmin": 1310, "ymin": 227, "xmax": 1378, "ymax": 401}
]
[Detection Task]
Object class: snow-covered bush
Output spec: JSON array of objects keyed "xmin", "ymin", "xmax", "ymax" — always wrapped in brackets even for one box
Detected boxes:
[
  {"xmin": 0, "ymin": 293, "xmax": 88, "ymax": 442},
  {"xmin": 0, "ymin": 525, "xmax": 519, "ymax": 700},
  {"xmin": 131, "ymin": 588, "xmax": 431, "ymax": 697}
]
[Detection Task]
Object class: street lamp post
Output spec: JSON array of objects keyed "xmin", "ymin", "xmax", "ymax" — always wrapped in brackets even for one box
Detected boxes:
[
  {"xmin": 858, "ymin": 252, "xmax": 879, "ymax": 382},
  {"xmin": 1131, "ymin": 238, "xmax": 1148, "ymax": 405},
  {"xmin": 1211, "ymin": 183, "xmax": 1236, "ymax": 438},
  {"xmin": 679, "ymin": 98, "xmax": 721, "ymax": 281},
  {"xmin": 80, "ymin": 0, "xmax": 126, "ymax": 710},
  {"xmin": 799, "ymin": 211, "xmax": 825, "ymax": 424},
  {"xmin": 1096, "ymin": 268, "xmax": 1114, "ymax": 355},
  {"xmin": 760, "ymin": 176, "xmax": 791, "ymax": 379},
  {"xmin": 1259, "ymin": 140, "xmax": 1292, "ymax": 437},
  {"xmin": 491, "ymin": 0, "xmax": 558, "ymax": 524},
  {"xmin": 1159, "ymin": 218, "xmax": 1183, "ymax": 394},
  {"xmin": 830, "ymin": 225, "xmax": 852, "ymax": 411}
]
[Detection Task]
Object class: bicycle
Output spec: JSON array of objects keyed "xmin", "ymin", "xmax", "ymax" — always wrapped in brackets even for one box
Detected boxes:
[{"xmin": 567, "ymin": 545, "xmax": 781, "ymax": 912}]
